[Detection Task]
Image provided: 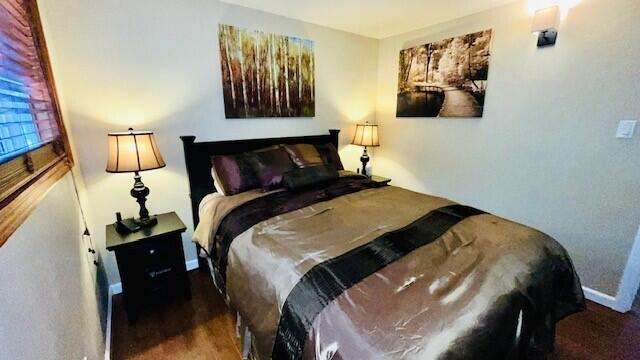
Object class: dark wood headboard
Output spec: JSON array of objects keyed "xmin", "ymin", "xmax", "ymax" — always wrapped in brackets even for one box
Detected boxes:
[{"xmin": 180, "ymin": 129, "xmax": 340, "ymax": 229}]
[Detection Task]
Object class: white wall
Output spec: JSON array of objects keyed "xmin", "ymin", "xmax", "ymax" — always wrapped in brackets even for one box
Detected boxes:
[
  {"xmin": 38, "ymin": 0, "xmax": 379, "ymax": 285},
  {"xmin": 1, "ymin": 2, "xmax": 633, "ymax": 358},
  {"xmin": 0, "ymin": 174, "xmax": 104, "ymax": 360},
  {"xmin": 374, "ymin": 0, "xmax": 640, "ymax": 295},
  {"xmin": 38, "ymin": 0, "xmax": 640, "ymax": 299}
]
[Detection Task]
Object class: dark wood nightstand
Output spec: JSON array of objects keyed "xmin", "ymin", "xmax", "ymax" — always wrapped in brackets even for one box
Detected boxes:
[
  {"xmin": 368, "ymin": 175, "xmax": 391, "ymax": 187},
  {"xmin": 106, "ymin": 212, "xmax": 190, "ymax": 323}
]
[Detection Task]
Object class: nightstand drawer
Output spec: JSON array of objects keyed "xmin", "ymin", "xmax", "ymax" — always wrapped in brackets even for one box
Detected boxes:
[
  {"xmin": 134, "ymin": 238, "xmax": 181, "ymax": 272},
  {"xmin": 146, "ymin": 265, "xmax": 182, "ymax": 292}
]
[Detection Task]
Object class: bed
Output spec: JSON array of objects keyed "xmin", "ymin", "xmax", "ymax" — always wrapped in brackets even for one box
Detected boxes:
[{"xmin": 180, "ymin": 130, "xmax": 585, "ymax": 360}]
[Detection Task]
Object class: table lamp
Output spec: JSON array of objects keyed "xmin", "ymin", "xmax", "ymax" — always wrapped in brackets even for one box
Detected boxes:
[
  {"xmin": 351, "ymin": 122, "xmax": 379, "ymax": 177},
  {"xmin": 106, "ymin": 128, "xmax": 165, "ymax": 231}
]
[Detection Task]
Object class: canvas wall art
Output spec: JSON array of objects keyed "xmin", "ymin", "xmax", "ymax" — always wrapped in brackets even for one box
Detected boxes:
[
  {"xmin": 396, "ymin": 29, "xmax": 492, "ymax": 118},
  {"xmin": 218, "ymin": 24, "xmax": 315, "ymax": 118}
]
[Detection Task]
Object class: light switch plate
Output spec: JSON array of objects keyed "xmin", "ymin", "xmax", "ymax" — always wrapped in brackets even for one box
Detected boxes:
[{"xmin": 616, "ymin": 120, "xmax": 637, "ymax": 139}]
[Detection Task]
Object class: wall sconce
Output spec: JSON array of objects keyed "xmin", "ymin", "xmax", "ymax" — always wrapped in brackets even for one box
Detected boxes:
[{"xmin": 531, "ymin": 5, "xmax": 560, "ymax": 47}]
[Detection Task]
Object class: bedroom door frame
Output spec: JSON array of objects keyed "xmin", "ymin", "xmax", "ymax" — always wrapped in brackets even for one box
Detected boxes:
[{"xmin": 612, "ymin": 225, "xmax": 640, "ymax": 312}]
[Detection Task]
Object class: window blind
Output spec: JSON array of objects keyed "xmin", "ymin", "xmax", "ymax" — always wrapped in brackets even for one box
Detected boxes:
[
  {"xmin": 0, "ymin": 0, "xmax": 71, "ymax": 218},
  {"xmin": 0, "ymin": 0, "xmax": 60, "ymax": 164}
]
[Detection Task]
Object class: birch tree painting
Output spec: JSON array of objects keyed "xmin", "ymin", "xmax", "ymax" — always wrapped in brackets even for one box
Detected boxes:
[
  {"xmin": 218, "ymin": 24, "xmax": 315, "ymax": 118},
  {"xmin": 396, "ymin": 29, "xmax": 492, "ymax": 118}
]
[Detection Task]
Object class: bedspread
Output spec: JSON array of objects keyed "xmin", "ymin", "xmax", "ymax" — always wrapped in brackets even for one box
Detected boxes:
[{"xmin": 194, "ymin": 177, "xmax": 584, "ymax": 360}]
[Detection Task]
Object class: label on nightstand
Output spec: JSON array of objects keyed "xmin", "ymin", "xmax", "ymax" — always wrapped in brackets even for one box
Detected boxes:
[{"xmin": 149, "ymin": 267, "xmax": 172, "ymax": 278}]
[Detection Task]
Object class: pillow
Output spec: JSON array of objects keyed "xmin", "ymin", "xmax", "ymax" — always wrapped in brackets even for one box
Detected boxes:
[
  {"xmin": 210, "ymin": 167, "xmax": 227, "ymax": 195},
  {"xmin": 210, "ymin": 153, "xmax": 260, "ymax": 195},
  {"xmin": 315, "ymin": 143, "xmax": 344, "ymax": 170},
  {"xmin": 283, "ymin": 144, "xmax": 324, "ymax": 168},
  {"xmin": 247, "ymin": 147, "xmax": 295, "ymax": 190},
  {"xmin": 282, "ymin": 165, "xmax": 339, "ymax": 191}
]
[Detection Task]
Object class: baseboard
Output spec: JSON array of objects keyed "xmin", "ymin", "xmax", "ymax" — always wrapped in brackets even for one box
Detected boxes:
[
  {"xmin": 109, "ymin": 258, "xmax": 200, "ymax": 295},
  {"xmin": 109, "ymin": 282, "xmax": 122, "ymax": 295},
  {"xmin": 185, "ymin": 258, "xmax": 199, "ymax": 271},
  {"xmin": 582, "ymin": 285, "xmax": 634, "ymax": 313},
  {"xmin": 582, "ymin": 286, "xmax": 617, "ymax": 309},
  {"xmin": 104, "ymin": 286, "xmax": 113, "ymax": 360},
  {"xmin": 582, "ymin": 226, "xmax": 640, "ymax": 314}
]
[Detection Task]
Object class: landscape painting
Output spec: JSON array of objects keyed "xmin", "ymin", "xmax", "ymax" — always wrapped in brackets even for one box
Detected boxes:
[
  {"xmin": 218, "ymin": 24, "xmax": 315, "ymax": 118},
  {"xmin": 396, "ymin": 29, "xmax": 492, "ymax": 118}
]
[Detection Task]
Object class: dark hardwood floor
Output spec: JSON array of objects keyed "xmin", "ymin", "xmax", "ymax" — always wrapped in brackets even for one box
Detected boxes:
[
  {"xmin": 112, "ymin": 270, "xmax": 640, "ymax": 360},
  {"xmin": 112, "ymin": 270, "xmax": 242, "ymax": 360}
]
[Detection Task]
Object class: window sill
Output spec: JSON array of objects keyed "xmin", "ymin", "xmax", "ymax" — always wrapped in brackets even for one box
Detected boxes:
[{"xmin": 0, "ymin": 158, "xmax": 71, "ymax": 246}]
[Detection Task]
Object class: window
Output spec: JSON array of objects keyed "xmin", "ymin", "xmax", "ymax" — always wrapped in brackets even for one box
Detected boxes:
[
  {"xmin": 0, "ymin": 0, "xmax": 73, "ymax": 246},
  {"xmin": 0, "ymin": 77, "xmax": 52, "ymax": 162}
]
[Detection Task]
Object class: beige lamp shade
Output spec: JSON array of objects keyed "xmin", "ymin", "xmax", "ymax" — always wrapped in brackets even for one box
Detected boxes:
[
  {"xmin": 531, "ymin": 5, "xmax": 560, "ymax": 32},
  {"xmin": 106, "ymin": 129, "xmax": 165, "ymax": 173},
  {"xmin": 351, "ymin": 123, "xmax": 380, "ymax": 147}
]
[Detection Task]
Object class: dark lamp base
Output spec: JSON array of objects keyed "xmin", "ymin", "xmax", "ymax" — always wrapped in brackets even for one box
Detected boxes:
[
  {"xmin": 128, "ymin": 171, "xmax": 157, "ymax": 231},
  {"xmin": 359, "ymin": 146, "xmax": 370, "ymax": 177},
  {"xmin": 134, "ymin": 215, "xmax": 158, "ymax": 228}
]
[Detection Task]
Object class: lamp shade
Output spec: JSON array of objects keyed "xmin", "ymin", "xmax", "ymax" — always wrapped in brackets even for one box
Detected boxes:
[
  {"xmin": 106, "ymin": 129, "xmax": 165, "ymax": 173},
  {"xmin": 531, "ymin": 5, "xmax": 560, "ymax": 32},
  {"xmin": 351, "ymin": 123, "xmax": 380, "ymax": 147}
]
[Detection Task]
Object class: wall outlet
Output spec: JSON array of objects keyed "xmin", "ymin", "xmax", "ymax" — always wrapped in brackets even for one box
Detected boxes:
[{"xmin": 616, "ymin": 120, "xmax": 637, "ymax": 139}]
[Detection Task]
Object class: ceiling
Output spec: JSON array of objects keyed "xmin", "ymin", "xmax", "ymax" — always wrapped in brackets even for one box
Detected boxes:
[{"xmin": 222, "ymin": 0, "xmax": 519, "ymax": 39}]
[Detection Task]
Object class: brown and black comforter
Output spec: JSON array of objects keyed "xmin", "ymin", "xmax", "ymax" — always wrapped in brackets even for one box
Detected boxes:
[{"xmin": 194, "ymin": 175, "xmax": 584, "ymax": 360}]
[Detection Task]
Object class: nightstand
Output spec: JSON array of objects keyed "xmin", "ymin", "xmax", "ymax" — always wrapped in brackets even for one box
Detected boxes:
[
  {"xmin": 368, "ymin": 175, "xmax": 391, "ymax": 187},
  {"xmin": 106, "ymin": 212, "xmax": 190, "ymax": 323}
]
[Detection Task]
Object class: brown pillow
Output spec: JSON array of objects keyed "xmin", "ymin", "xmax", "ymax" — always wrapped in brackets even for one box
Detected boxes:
[
  {"xmin": 315, "ymin": 143, "xmax": 343, "ymax": 170},
  {"xmin": 247, "ymin": 147, "xmax": 295, "ymax": 190},
  {"xmin": 283, "ymin": 144, "xmax": 324, "ymax": 168},
  {"xmin": 282, "ymin": 165, "xmax": 339, "ymax": 191}
]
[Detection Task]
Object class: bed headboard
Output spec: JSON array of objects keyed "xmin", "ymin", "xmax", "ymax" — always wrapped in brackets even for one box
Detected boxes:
[{"xmin": 180, "ymin": 129, "xmax": 340, "ymax": 228}]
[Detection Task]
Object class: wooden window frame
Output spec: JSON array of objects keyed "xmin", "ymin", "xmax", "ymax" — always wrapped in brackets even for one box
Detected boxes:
[{"xmin": 0, "ymin": 0, "xmax": 74, "ymax": 246}]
